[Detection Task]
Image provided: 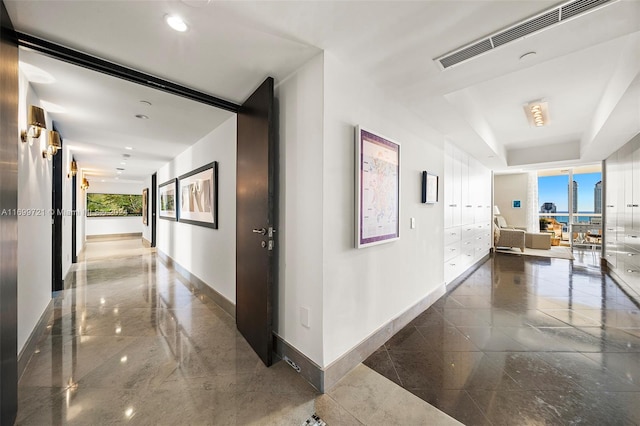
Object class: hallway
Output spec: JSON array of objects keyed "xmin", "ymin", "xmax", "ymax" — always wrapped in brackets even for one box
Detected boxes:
[
  {"xmin": 365, "ymin": 253, "xmax": 640, "ymax": 425},
  {"xmin": 15, "ymin": 238, "xmax": 460, "ymax": 425}
]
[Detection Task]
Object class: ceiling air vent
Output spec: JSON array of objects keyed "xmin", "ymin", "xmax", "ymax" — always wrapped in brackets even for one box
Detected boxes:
[
  {"xmin": 435, "ymin": 0, "xmax": 615, "ymax": 69},
  {"xmin": 439, "ymin": 39, "xmax": 493, "ymax": 69},
  {"xmin": 561, "ymin": 0, "xmax": 611, "ymax": 20},
  {"xmin": 491, "ymin": 10, "xmax": 559, "ymax": 47}
]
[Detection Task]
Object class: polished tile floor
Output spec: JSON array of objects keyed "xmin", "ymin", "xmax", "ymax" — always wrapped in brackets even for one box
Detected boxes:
[
  {"xmin": 365, "ymin": 252, "xmax": 640, "ymax": 425},
  {"xmin": 16, "ymin": 238, "xmax": 460, "ymax": 425}
]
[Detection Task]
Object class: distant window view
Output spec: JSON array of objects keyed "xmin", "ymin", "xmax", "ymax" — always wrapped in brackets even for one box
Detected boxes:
[{"xmin": 538, "ymin": 171, "xmax": 602, "ymax": 240}]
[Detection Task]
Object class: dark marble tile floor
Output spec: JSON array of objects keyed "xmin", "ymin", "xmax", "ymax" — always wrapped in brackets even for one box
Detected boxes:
[{"xmin": 364, "ymin": 252, "xmax": 640, "ymax": 425}]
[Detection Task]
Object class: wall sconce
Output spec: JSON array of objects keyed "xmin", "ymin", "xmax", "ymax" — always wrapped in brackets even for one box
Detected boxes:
[
  {"xmin": 81, "ymin": 177, "xmax": 90, "ymax": 190},
  {"xmin": 68, "ymin": 160, "xmax": 78, "ymax": 178},
  {"xmin": 21, "ymin": 105, "xmax": 47, "ymax": 144},
  {"xmin": 42, "ymin": 130, "xmax": 61, "ymax": 160}
]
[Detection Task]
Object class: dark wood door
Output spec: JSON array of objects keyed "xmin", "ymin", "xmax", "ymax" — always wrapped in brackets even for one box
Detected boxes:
[
  {"xmin": 236, "ymin": 77, "xmax": 276, "ymax": 366},
  {"xmin": 151, "ymin": 173, "xmax": 157, "ymax": 247}
]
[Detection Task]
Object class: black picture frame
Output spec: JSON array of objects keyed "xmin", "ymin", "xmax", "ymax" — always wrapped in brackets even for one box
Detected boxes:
[
  {"xmin": 421, "ymin": 171, "xmax": 438, "ymax": 204},
  {"xmin": 158, "ymin": 178, "xmax": 178, "ymax": 221},
  {"xmin": 178, "ymin": 162, "xmax": 218, "ymax": 229}
]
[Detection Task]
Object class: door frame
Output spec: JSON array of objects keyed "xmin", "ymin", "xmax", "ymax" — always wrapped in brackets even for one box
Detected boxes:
[
  {"xmin": 51, "ymin": 124, "xmax": 63, "ymax": 291},
  {"xmin": 151, "ymin": 172, "xmax": 157, "ymax": 248}
]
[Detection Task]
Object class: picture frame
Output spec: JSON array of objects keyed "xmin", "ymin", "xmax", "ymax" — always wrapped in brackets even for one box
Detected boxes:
[
  {"xmin": 513, "ymin": 200, "xmax": 521, "ymax": 208},
  {"xmin": 159, "ymin": 179, "xmax": 177, "ymax": 221},
  {"xmin": 355, "ymin": 126, "xmax": 400, "ymax": 248},
  {"xmin": 178, "ymin": 162, "xmax": 218, "ymax": 229},
  {"xmin": 421, "ymin": 171, "xmax": 438, "ymax": 204},
  {"xmin": 142, "ymin": 188, "xmax": 148, "ymax": 225}
]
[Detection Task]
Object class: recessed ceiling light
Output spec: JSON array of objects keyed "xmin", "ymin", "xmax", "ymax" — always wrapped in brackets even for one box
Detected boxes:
[
  {"xmin": 116, "ymin": 168, "xmax": 125, "ymax": 171},
  {"xmin": 181, "ymin": 0, "xmax": 211, "ymax": 8},
  {"xmin": 519, "ymin": 51, "xmax": 537, "ymax": 61},
  {"xmin": 165, "ymin": 15, "xmax": 188, "ymax": 32},
  {"xmin": 117, "ymin": 171, "xmax": 122, "ymax": 174},
  {"xmin": 120, "ymin": 162, "xmax": 126, "ymax": 165},
  {"xmin": 101, "ymin": 179, "xmax": 105, "ymax": 182},
  {"xmin": 135, "ymin": 114, "xmax": 149, "ymax": 120},
  {"xmin": 140, "ymin": 100, "xmax": 152, "ymax": 106},
  {"xmin": 124, "ymin": 147, "xmax": 133, "ymax": 151}
]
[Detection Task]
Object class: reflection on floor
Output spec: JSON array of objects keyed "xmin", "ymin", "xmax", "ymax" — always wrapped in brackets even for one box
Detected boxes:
[
  {"xmin": 365, "ymin": 252, "xmax": 640, "ymax": 425},
  {"xmin": 16, "ymin": 237, "xmax": 459, "ymax": 425}
]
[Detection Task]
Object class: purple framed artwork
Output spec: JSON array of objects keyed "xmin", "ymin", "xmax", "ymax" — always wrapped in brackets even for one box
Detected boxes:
[{"xmin": 355, "ymin": 126, "xmax": 400, "ymax": 248}]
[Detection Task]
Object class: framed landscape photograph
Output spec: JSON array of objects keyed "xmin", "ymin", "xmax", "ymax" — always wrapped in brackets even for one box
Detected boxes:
[
  {"xmin": 159, "ymin": 179, "xmax": 177, "ymax": 220},
  {"xmin": 142, "ymin": 188, "xmax": 148, "ymax": 225},
  {"xmin": 86, "ymin": 193, "xmax": 142, "ymax": 217},
  {"xmin": 421, "ymin": 171, "xmax": 438, "ymax": 204},
  {"xmin": 355, "ymin": 126, "xmax": 400, "ymax": 248},
  {"xmin": 178, "ymin": 162, "xmax": 218, "ymax": 229}
]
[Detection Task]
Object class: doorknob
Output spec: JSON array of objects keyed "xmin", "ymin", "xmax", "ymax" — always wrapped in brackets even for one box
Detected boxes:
[{"xmin": 252, "ymin": 228, "xmax": 267, "ymax": 235}]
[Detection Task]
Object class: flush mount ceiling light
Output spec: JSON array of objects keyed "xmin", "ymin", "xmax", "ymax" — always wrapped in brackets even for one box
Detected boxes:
[
  {"xmin": 135, "ymin": 114, "xmax": 149, "ymax": 120},
  {"xmin": 165, "ymin": 15, "xmax": 188, "ymax": 32},
  {"xmin": 523, "ymin": 100, "xmax": 549, "ymax": 127}
]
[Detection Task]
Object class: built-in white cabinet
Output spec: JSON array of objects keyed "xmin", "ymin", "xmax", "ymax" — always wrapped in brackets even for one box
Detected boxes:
[
  {"xmin": 443, "ymin": 142, "xmax": 492, "ymax": 285},
  {"xmin": 604, "ymin": 133, "xmax": 640, "ymax": 294}
]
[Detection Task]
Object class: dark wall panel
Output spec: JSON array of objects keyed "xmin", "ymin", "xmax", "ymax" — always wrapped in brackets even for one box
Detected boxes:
[{"xmin": 0, "ymin": 0, "xmax": 19, "ymax": 423}]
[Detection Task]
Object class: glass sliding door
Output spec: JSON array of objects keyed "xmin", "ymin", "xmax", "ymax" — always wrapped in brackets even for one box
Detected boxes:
[{"xmin": 537, "ymin": 165, "xmax": 602, "ymax": 247}]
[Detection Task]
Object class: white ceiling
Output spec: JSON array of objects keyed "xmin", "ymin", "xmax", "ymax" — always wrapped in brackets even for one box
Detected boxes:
[
  {"xmin": 7, "ymin": 0, "xmax": 640, "ymax": 178},
  {"xmin": 19, "ymin": 49, "xmax": 234, "ymax": 182}
]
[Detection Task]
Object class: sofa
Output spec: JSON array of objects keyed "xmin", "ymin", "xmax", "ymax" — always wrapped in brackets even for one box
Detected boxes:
[{"xmin": 494, "ymin": 216, "xmax": 525, "ymax": 252}]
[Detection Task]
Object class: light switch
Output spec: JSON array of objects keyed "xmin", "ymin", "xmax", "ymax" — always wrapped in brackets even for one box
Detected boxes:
[
  {"xmin": 410, "ymin": 217, "xmax": 416, "ymax": 229},
  {"xmin": 300, "ymin": 307, "xmax": 310, "ymax": 328}
]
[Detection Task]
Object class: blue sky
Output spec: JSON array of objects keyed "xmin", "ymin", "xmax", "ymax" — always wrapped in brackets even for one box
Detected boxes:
[{"xmin": 538, "ymin": 172, "xmax": 601, "ymax": 213}]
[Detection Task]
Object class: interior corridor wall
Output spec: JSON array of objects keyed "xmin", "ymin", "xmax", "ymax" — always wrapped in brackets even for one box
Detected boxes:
[
  {"xmin": 17, "ymin": 71, "xmax": 53, "ymax": 354},
  {"xmin": 157, "ymin": 115, "xmax": 237, "ymax": 305},
  {"xmin": 322, "ymin": 53, "xmax": 446, "ymax": 365},
  {"xmin": 494, "ymin": 173, "xmax": 529, "ymax": 228},
  {"xmin": 275, "ymin": 53, "xmax": 325, "ymax": 365}
]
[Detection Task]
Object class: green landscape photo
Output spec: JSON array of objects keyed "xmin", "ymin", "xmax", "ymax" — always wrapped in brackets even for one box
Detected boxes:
[{"xmin": 87, "ymin": 193, "xmax": 143, "ymax": 217}]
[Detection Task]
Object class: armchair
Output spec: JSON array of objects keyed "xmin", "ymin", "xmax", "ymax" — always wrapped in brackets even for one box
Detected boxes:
[{"xmin": 494, "ymin": 216, "xmax": 525, "ymax": 252}]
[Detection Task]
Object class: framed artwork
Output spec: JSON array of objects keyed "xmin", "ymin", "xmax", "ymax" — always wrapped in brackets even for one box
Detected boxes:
[
  {"xmin": 142, "ymin": 188, "xmax": 148, "ymax": 225},
  {"xmin": 86, "ymin": 193, "xmax": 142, "ymax": 217},
  {"xmin": 355, "ymin": 126, "xmax": 400, "ymax": 248},
  {"xmin": 513, "ymin": 200, "xmax": 521, "ymax": 208},
  {"xmin": 159, "ymin": 179, "xmax": 177, "ymax": 220},
  {"xmin": 421, "ymin": 171, "xmax": 438, "ymax": 204},
  {"xmin": 178, "ymin": 162, "xmax": 218, "ymax": 229}
]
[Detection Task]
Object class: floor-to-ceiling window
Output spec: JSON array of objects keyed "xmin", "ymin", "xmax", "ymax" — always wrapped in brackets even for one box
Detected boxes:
[{"xmin": 538, "ymin": 165, "xmax": 602, "ymax": 245}]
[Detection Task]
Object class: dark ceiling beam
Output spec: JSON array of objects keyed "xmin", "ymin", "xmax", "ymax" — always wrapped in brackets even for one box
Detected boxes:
[{"xmin": 16, "ymin": 32, "xmax": 240, "ymax": 113}]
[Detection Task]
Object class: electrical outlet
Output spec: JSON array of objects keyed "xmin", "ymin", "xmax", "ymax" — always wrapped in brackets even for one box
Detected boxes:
[{"xmin": 300, "ymin": 307, "xmax": 310, "ymax": 328}]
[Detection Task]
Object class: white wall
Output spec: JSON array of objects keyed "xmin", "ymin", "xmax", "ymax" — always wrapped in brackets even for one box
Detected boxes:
[
  {"xmin": 321, "ymin": 53, "xmax": 446, "ymax": 366},
  {"xmin": 494, "ymin": 173, "xmax": 529, "ymax": 228},
  {"xmin": 275, "ymin": 53, "xmax": 325, "ymax": 365},
  {"xmin": 157, "ymin": 115, "xmax": 236, "ymax": 304},
  {"xmin": 17, "ymin": 71, "xmax": 53, "ymax": 354},
  {"xmin": 85, "ymin": 181, "xmax": 144, "ymax": 236},
  {"xmin": 142, "ymin": 175, "xmax": 152, "ymax": 243},
  {"xmin": 86, "ymin": 217, "xmax": 142, "ymax": 236}
]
